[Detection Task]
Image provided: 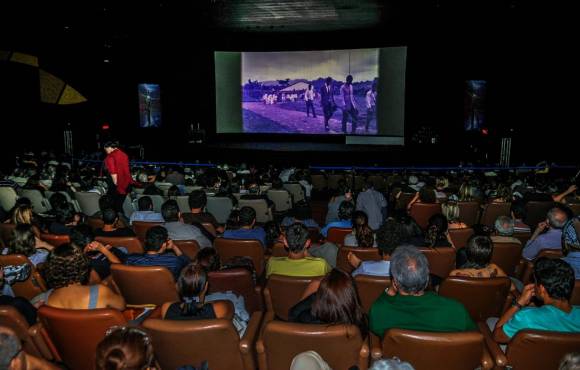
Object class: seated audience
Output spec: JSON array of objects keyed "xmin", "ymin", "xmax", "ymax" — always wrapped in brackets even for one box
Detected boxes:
[
  {"xmin": 281, "ymin": 206, "xmax": 319, "ymax": 229},
  {"xmin": 0, "ymin": 326, "xmax": 59, "ymax": 370},
  {"xmin": 0, "ymin": 268, "xmax": 38, "ymax": 326},
  {"xmin": 95, "ymin": 326, "xmax": 157, "ymax": 370},
  {"xmin": 215, "ymin": 181, "xmax": 239, "ymax": 208},
  {"xmin": 125, "ymin": 226, "xmax": 190, "ymax": 279},
  {"xmin": 511, "ymin": 201, "xmax": 531, "ymax": 233},
  {"xmin": 264, "ymin": 220, "xmax": 284, "ymax": 249},
  {"xmin": 369, "ymin": 245, "xmax": 475, "ymax": 337},
  {"xmin": 161, "ymin": 200, "xmax": 211, "ymax": 248},
  {"xmin": 71, "ymin": 224, "xmax": 125, "ymax": 280},
  {"xmin": 492, "ymin": 258, "xmax": 580, "ymax": 343},
  {"xmin": 41, "ymin": 243, "xmax": 125, "ymax": 310},
  {"xmin": 491, "ymin": 216, "xmax": 522, "ymax": 244},
  {"xmin": 48, "ymin": 203, "xmax": 79, "ymax": 236},
  {"xmin": 321, "ymin": 201, "xmax": 355, "ymax": 238},
  {"xmin": 240, "ymin": 179, "xmax": 274, "ymax": 209},
  {"xmin": 266, "ymin": 223, "xmax": 331, "ymax": 278},
  {"xmin": 11, "ymin": 205, "xmax": 42, "ymax": 238},
  {"xmin": 181, "ymin": 190, "xmax": 224, "ymax": 233},
  {"xmin": 222, "ymin": 206, "xmax": 267, "ymax": 247},
  {"xmin": 356, "ymin": 180, "xmax": 387, "ymax": 231},
  {"xmin": 344, "ymin": 210, "xmax": 376, "ymax": 248},
  {"xmin": 3, "ymin": 224, "xmax": 52, "ymax": 266},
  {"xmin": 143, "ymin": 183, "xmax": 163, "ymax": 196},
  {"xmin": 325, "ymin": 184, "xmax": 352, "ymax": 224},
  {"xmin": 407, "ymin": 185, "xmax": 437, "ymax": 212},
  {"xmin": 562, "ymin": 217, "xmax": 580, "ymax": 278},
  {"xmin": 129, "ymin": 196, "xmax": 164, "ymax": 225},
  {"xmin": 289, "ymin": 268, "xmax": 368, "ymax": 337},
  {"xmin": 522, "ymin": 206, "xmax": 568, "ymax": 260},
  {"xmin": 441, "ymin": 202, "xmax": 467, "ymax": 229},
  {"xmin": 396, "ymin": 214, "xmax": 425, "ymax": 246},
  {"xmin": 349, "ymin": 219, "xmax": 402, "ymax": 277},
  {"xmin": 94, "ymin": 208, "xmax": 136, "ymax": 237},
  {"xmin": 423, "ymin": 214, "xmax": 454, "ymax": 248}
]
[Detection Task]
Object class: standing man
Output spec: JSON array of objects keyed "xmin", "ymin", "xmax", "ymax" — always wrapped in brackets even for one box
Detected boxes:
[
  {"xmin": 365, "ymin": 82, "xmax": 377, "ymax": 133},
  {"xmin": 320, "ymin": 77, "xmax": 335, "ymax": 132},
  {"xmin": 103, "ymin": 140, "xmax": 132, "ymax": 214},
  {"xmin": 341, "ymin": 75, "xmax": 358, "ymax": 134},
  {"xmin": 305, "ymin": 84, "xmax": 316, "ymax": 118}
]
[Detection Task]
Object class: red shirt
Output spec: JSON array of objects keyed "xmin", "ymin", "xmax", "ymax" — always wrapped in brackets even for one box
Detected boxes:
[{"xmin": 104, "ymin": 148, "xmax": 132, "ymax": 195}]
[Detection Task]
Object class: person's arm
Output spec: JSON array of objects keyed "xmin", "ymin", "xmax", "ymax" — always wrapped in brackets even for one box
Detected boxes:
[
  {"xmin": 406, "ymin": 192, "xmax": 420, "ymax": 212},
  {"xmin": 35, "ymin": 237, "xmax": 54, "ymax": 251},
  {"xmin": 553, "ymin": 185, "xmax": 577, "ymax": 203},
  {"xmin": 348, "ymin": 251, "xmax": 363, "ymax": 269},
  {"xmin": 85, "ymin": 241, "xmax": 121, "ymax": 264},
  {"xmin": 522, "ymin": 221, "xmax": 548, "ymax": 260},
  {"xmin": 300, "ymin": 279, "xmax": 322, "ymax": 300},
  {"xmin": 165, "ymin": 239, "xmax": 183, "ymax": 256},
  {"xmin": 212, "ymin": 300, "xmax": 232, "ymax": 319},
  {"xmin": 492, "ymin": 283, "xmax": 535, "ymax": 343}
]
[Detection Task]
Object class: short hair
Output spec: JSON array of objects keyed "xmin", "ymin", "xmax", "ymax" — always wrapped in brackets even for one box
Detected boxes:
[
  {"xmin": 9, "ymin": 224, "xmax": 36, "ymax": 257},
  {"xmin": 0, "ymin": 328, "xmax": 22, "ymax": 369},
  {"xmin": 188, "ymin": 190, "xmax": 207, "ymax": 209},
  {"xmin": 285, "ymin": 223, "xmax": 309, "ymax": 253},
  {"xmin": 98, "ymin": 194, "xmax": 114, "ymax": 212},
  {"xmin": 389, "ymin": 245, "xmax": 430, "ymax": 294},
  {"xmin": 103, "ymin": 140, "xmax": 119, "ymax": 149},
  {"xmin": 425, "ymin": 213, "xmax": 449, "ymax": 247},
  {"xmin": 346, "ymin": 75, "xmax": 353, "ymax": 83},
  {"xmin": 338, "ymin": 201, "xmax": 355, "ymax": 221},
  {"xmin": 137, "ymin": 196, "xmax": 153, "ymax": 211},
  {"xmin": 70, "ymin": 224, "xmax": 95, "ymax": 249},
  {"xmin": 54, "ymin": 203, "xmax": 75, "ymax": 224},
  {"xmin": 495, "ymin": 216, "xmax": 515, "ymax": 236},
  {"xmin": 534, "ymin": 257, "xmax": 575, "ymax": 301},
  {"xmin": 292, "ymin": 206, "xmax": 312, "ymax": 221},
  {"xmin": 263, "ymin": 220, "xmax": 282, "ymax": 248},
  {"xmin": 144, "ymin": 226, "xmax": 168, "ymax": 252},
  {"xmin": 375, "ymin": 220, "xmax": 403, "ymax": 256},
  {"xmin": 548, "ymin": 207, "xmax": 568, "ymax": 229},
  {"xmin": 559, "ymin": 352, "xmax": 580, "ymax": 370},
  {"xmin": 49, "ymin": 192, "xmax": 68, "ymax": 209},
  {"xmin": 370, "ymin": 358, "xmax": 416, "ymax": 370},
  {"xmin": 238, "ymin": 206, "xmax": 256, "ymax": 226},
  {"xmin": 419, "ymin": 186, "xmax": 437, "ymax": 204},
  {"xmin": 194, "ymin": 248, "xmax": 220, "ymax": 271},
  {"xmin": 102, "ymin": 208, "xmax": 118, "ymax": 225},
  {"xmin": 161, "ymin": 200, "xmax": 180, "ymax": 222},
  {"xmin": 45, "ymin": 243, "xmax": 90, "ymax": 288},
  {"xmin": 95, "ymin": 327, "xmax": 155, "ymax": 370},
  {"xmin": 325, "ymin": 77, "xmax": 332, "ymax": 84},
  {"xmin": 463, "ymin": 235, "xmax": 494, "ymax": 269}
]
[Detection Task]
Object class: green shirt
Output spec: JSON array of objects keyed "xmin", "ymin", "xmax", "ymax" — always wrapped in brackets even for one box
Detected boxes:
[
  {"xmin": 266, "ymin": 256, "xmax": 331, "ymax": 278},
  {"xmin": 369, "ymin": 291, "xmax": 476, "ymax": 337}
]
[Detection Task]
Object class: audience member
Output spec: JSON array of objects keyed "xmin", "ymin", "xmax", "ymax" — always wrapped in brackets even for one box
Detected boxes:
[
  {"xmin": 281, "ymin": 206, "xmax": 319, "ymax": 229},
  {"xmin": 522, "ymin": 207, "xmax": 568, "ymax": 260},
  {"xmin": 181, "ymin": 190, "xmax": 224, "ymax": 233},
  {"xmin": 511, "ymin": 201, "xmax": 531, "ymax": 233},
  {"xmin": 491, "ymin": 216, "xmax": 521, "ymax": 244},
  {"xmin": 0, "ymin": 268, "xmax": 38, "ymax": 325},
  {"xmin": 423, "ymin": 214, "xmax": 454, "ymax": 248},
  {"xmin": 325, "ymin": 184, "xmax": 352, "ymax": 224},
  {"xmin": 356, "ymin": 179, "xmax": 387, "ymax": 231},
  {"xmin": 321, "ymin": 201, "xmax": 354, "ymax": 238},
  {"xmin": 559, "ymin": 352, "xmax": 580, "ymax": 370},
  {"xmin": 161, "ymin": 200, "xmax": 211, "ymax": 248},
  {"xmin": 562, "ymin": 217, "xmax": 580, "ymax": 278},
  {"xmin": 222, "ymin": 206, "xmax": 267, "ymax": 247},
  {"xmin": 70, "ymin": 224, "xmax": 125, "ymax": 280},
  {"xmin": 344, "ymin": 210, "xmax": 376, "ymax": 248},
  {"xmin": 94, "ymin": 208, "xmax": 136, "ymax": 237},
  {"xmin": 0, "ymin": 326, "xmax": 59, "ymax": 370},
  {"xmin": 129, "ymin": 196, "xmax": 164, "ymax": 225},
  {"xmin": 4, "ymin": 224, "xmax": 52, "ymax": 266},
  {"xmin": 441, "ymin": 202, "xmax": 467, "ymax": 229},
  {"xmin": 349, "ymin": 219, "xmax": 402, "ymax": 277},
  {"xmin": 95, "ymin": 326, "xmax": 157, "ymax": 370}
]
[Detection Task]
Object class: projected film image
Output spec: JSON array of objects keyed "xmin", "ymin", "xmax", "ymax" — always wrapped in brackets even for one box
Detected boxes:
[
  {"xmin": 138, "ymin": 83, "xmax": 162, "ymax": 128},
  {"xmin": 242, "ymin": 49, "xmax": 379, "ymax": 135}
]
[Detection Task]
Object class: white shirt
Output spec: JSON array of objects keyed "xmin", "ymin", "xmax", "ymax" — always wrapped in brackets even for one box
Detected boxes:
[
  {"xmin": 366, "ymin": 90, "xmax": 377, "ymax": 109},
  {"xmin": 305, "ymin": 89, "xmax": 315, "ymax": 101}
]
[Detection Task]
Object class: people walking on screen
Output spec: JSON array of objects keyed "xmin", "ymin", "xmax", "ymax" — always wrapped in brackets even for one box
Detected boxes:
[
  {"xmin": 320, "ymin": 77, "xmax": 336, "ymax": 132},
  {"xmin": 365, "ymin": 82, "xmax": 377, "ymax": 133},
  {"xmin": 305, "ymin": 84, "xmax": 317, "ymax": 118},
  {"xmin": 341, "ymin": 75, "xmax": 358, "ymax": 134}
]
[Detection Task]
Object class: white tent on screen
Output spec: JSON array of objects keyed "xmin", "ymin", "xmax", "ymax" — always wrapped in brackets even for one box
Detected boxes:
[{"xmin": 279, "ymin": 82, "xmax": 310, "ymax": 101}]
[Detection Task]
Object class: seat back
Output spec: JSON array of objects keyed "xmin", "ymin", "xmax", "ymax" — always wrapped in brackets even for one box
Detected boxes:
[
  {"xmin": 327, "ymin": 174, "xmax": 344, "ymax": 190},
  {"xmin": 418, "ymin": 247, "xmax": 456, "ymax": 278},
  {"xmin": 439, "ymin": 276, "xmax": 511, "ymax": 321},
  {"xmin": 238, "ymin": 199, "xmax": 273, "ymax": 223},
  {"xmin": 0, "ymin": 186, "xmax": 19, "ymax": 212},
  {"xmin": 131, "ymin": 221, "xmax": 163, "ymax": 242},
  {"xmin": 208, "ymin": 268, "xmax": 262, "ymax": 313},
  {"xmin": 0, "ymin": 223, "xmax": 16, "ymax": 246},
  {"xmin": 569, "ymin": 203, "xmax": 580, "ymax": 216},
  {"xmin": 172, "ymin": 239, "xmax": 200, "ymax": 260},
  {"xmin": 267, "ymin": 190, "xmax": 292, "ymax": 212},
  {"xmin": 457, "ymin": 202, "xmax": 480, "ymax": 226},
  {"xmin": 110, "ymin": 264, "xmax": 179, "ymax": 306},
  {"xmin": 201, "ymin": 222, "xmax": 217, "ymax": 237},
  {"xmin": 264, "ymin": 274, "xmax": 319, "ymax": 321},
  {"xmin": 38, "ymin": 306, "xmax": 127, "ymax": 370},
  {"xmin": 448, "ymin": 227, "xmax": 474, "ymax": 249},
  {"xmin": 336, "ymin": 246, "xmax": 381, "ymax": 273},
  {"xmin": 86, "ymin": 216, "xmax": 105, "ymax": 231},
  {"xmin": 154, "ymin": 182, "xmax": 174, "ymax": 196},
  {"xmin": 0, "ymin": 306, "xmax": 47, "ymax": 359},
  {"xmin": 354, "ymin": 274, "xmax": 391, "ymax": 313},
  {"xmin": 175, "ymin": 195, "xmax": 191, "ymax": 213},
  {"xmin": 381, "ymin": 329, "xmax": 486, "ymax": 370},
  {"xmin": 143, "ymin": 318, "xmax": 245, "ymax": 370},
  {"xmin": 480, "ymin": 202, "xmax": 511, "ymax": 227},
  {"xmin": 270, "ymin": 242, "xmax": 288, "ymax": 257},
  {"xmin": 409, "ymin": 203, "xmax": 442, "ymax": 230},
  {"xmin": 258, "ymin": 321, "xmax": 368, "ymax": 370},
  {"xmin": 283, "ymin": 183, "xmax": 306, "ymax": 204},
  {"xmin": 0, "ymin": 254, "xmax": 47, "ymax": 300},
  {"xmin": 214, "ymin": 237, "xmax": 265, "ymax": 276},
  {"xmin": 136, "ymin": 194, "xmax": 165, "ymax": 213},
  {"xmin": 19, "ymin": 189, "xmax": 51, "ymax": 214},
  {"xmin": 571, "ymin": 280, "xmax": 580, "ymax": 305},
  {"xmin": 513, "ymin": 232, "xmax": 531, "ymax": 246},
  {"xmin": 206, "ymin": 197, "xmax": 233, "ymax": 224},
  {"xmin": 396, "ymin": 193, "xmax": 415, "ymax": 211},
  {"xmin": 326, "ymin": 227, "xmax": 353, "ymax": 246},
  {"xmin": 491, "ymin": 242, "xmax": 523, "ymax": 276},
  {"xmin": 310, "ymin": 174, "xmax": 327, "ymax": 191},
  {"xmin": 40, "ymin": 233, "xmax": 70, "ymax": 247},
  {"xmin": 95, "ymin": 236, "xmax": 144, "ymax": 254},
  {"xmin": 524, "ymin": 201, "xmax": 555, "ymax": 228},
  {"xmin": 506, "ymin": 330, "xmax": 580, "ymax": 370},
  {"xmin": 73, "ymin": 191, "xmax": 101, "ymax": 216}
]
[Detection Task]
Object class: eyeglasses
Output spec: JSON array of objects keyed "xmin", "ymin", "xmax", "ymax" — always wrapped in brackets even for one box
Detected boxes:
[{"xmin": 105, "ymin": 326, "xmax": 152, "ymax": 346}]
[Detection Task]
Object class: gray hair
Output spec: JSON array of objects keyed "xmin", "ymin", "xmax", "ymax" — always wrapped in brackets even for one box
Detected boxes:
[
  {"xmin": 389, "ymin": 245, "xmax": 429, "ymax": 294},
  {"xmin": 495, "ymin": 216, "xmax": 515, "ymax": 236},
  {"xmin": 548, "ymin": 207, "xmax": 567, "ymax": 229},
  {"xmin": 371, "ymin": 358, "xmax": 415, "ymax": 370},
  {"xmin": 559, "ymin": 352, "xmax": 580, "ymax": 370}
]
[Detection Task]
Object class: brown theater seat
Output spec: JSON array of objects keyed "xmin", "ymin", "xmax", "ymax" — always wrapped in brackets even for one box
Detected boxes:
[
  {"xmin": 448, "ymin": 227, "xmax": 474, "ymax": 249},
  {"xmin": 132, "ymin": 221, "xmax": 163, "ymax": 242},
  {"xmin": 480, "ymin": 202, "xmax": 511, "ymax": 227},
  {"xmin": 143, "ymin": 311, "xmax": 263, "ymax": 370},
  {"xmin": 202, "ymin": 222, "xmax": 217, "ymax": 237},
  {"xmin": 0, "ymin": 223, "xmax": 16, "ymax": 245},
  {"xmin": 0, "ymin": 306, "xmax": 54, "ymax": 361},
  {"xmin": 409, "ymin": 203, "xmax": 442, "ymax": 230},
  {"xmin": 418, "ymin": 247, "xmax": 456, "ymax": 279},
  {"xmin": 490, "ymin": 242, "xmax": 523, "ymax": 276},
  {"xmin": 513, "ymin": 232, "xmax": 531, "ymax": 245},
  {"xmin": 214, "ymin": 237, "xmax": 265, "ymax": 277},
  {"xmin": 270, "ymin": 242, "xmax": 288, "ymax": 257},
  {"xmin": 0, "ymin": 254, "xmax": 47, "ymax": 300},
  {"xmin": 264, "ymin": 274, "xmax": 322, "ymax": 321},
  {"xmin": 524, "ymin": 201, "xmax": 555, "ymax": 228},
  {"xmin": 371, "ymin": 329, "xmax": 492, "ymax": 370},
  {"xmin": 326, "ymin": 227, "xmax": 352, "ymax": 246},
  {"xmin": 439, "ymin": 276, "xmax": 511, "ymax": 321},
  {"xmin": 86, "ymin": 216, "xmax": 105, "ymax": 231},
  {"xmin": 257, "ymin": 321, "xmax": 369, "ymax": 370},
  {"xmin": 336, "ymin": 246, "xmax": 381, "ymax": 273},
  {"xmin": 458, "ymin": 201, "xmax": 480, "ymax": 226},
  {"xmin": 39, "ymin": 233, "xmax": 70, "ymax": 247},
  {"xmin": 172, "ymin": 239, "xmax": 200, "ymax": 260},
  {"xmin": 38, "ymin": 306, "xmax": 127, "ymax": 370},
  {"xmin": 208, "ymin": 268, "xmax": 263, "ymax": 313},
  {"xmin": 520, "ymin": 248, "xmax": 563, "ymax": 284},
  {"xmin": 354, "ymin": 274, "xmax": 391, "ymax": 313},
  {"xmin": 110, "ymin": 264, "xmax": 179, "ymax": 306},
  {"xmin": 572, "ymin": 280, "xmax": 580, "ymax": 305},
  {"xmin": 95, "ymin": 236, "xmax": 144, "ymax": 254}
]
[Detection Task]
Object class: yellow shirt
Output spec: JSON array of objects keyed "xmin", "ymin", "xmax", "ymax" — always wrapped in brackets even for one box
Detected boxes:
[{"xmin": 266, "ymin": 257, "xmax": 331, "ymax": 278}]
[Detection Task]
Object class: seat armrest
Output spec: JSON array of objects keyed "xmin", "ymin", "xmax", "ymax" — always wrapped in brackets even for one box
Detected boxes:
[
  {"xmin": 28, "ymin": 324, "xmax": 53, "ymax": 361},
  {"xmin": 251, "ymin": 285, "xmax": 264, "ymax": 313},
  {"xmin": 481, "ymin": 344, "xmax": 494, "ymax": 370},
  {"xmin": 240, "ymin": 311, "xmax": 263, "ymax": 370},
  {"xmin": 359, "ymin": 338, "xmax": 370, "ymax": 370},
  {"xmin": 477, "ymin": 322, "xmax": 507, "ymax": 368},
  {"xmin": 370, "ymin": 332, "xmax": 382, "ymax": 360}
]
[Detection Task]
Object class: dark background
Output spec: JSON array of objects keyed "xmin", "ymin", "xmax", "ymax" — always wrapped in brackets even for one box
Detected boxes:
[{"xmin": 0, "ymin": 1, "xmax": 575, "ymax": 167}]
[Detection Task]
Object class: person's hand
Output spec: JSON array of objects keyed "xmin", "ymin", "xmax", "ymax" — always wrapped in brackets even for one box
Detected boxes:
[
  {"xmin": 347, "ymin": 252, "xmax": 362, "ymax": 269},
  {"xmin": 567, "ymin": 185, "xmax": 578, "ymax": 194},
  {"xmin": 165, "ymin": 239, "xmax": 176, "ymax": 251},
  {"xmin": 517, "ymin": 284, "xmax": 535, "ymax": 307},
  {"xmin": 536, "ymin": 220, "xmax": 549, "ymax": 232},
  {"xmin": 84, "ymin": 241, "xmax": 107, "ymax": 253},
  {"xmin": 386, "ymin": 283, "xmax": 397, "ymax": 296}
]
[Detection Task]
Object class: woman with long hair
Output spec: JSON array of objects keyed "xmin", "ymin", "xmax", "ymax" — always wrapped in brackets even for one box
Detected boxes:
[
  {"xmin": 6, "ymin": 224, "xmax": 51, "ymax": 266},
  {"xmin": 344, "ymin": 211, "xmax": 375, "ymax": 248},
  {"xmin": 441, "ymin": 202, "xmax": 467, "ymax": 230},
  {"xmin": 424, "ymin": 214, "xmax": 454, "ymax": 248},
  {"xmin": 96, "ymin": 326, "xmax": 157, "ymax": 370}
]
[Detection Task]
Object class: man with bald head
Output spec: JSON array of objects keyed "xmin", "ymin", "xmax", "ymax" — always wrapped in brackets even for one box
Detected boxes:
[{"xmin": 0, "ymin": 326, "xmax": 58, "ymax": 369}]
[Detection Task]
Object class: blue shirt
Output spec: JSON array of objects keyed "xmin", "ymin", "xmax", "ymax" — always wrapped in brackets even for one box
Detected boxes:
[
  {"xmin": 126, "ymin": 253, "xmax": 191, "ymax": 279},
  {"xmin": 356, "ymin": 189, "xmax": 387, "ymax": 231},
  {"xmin": 352, "ymin": 260, "xmax": 390, "ymax": 277},
  {"xmin": 130, "ymin": 211, "xmax": 164, "ymax": 225},
  {"xmin": 522, "ymin": 228, "xmax": 562, "ymax": 260},
  {"xmin": 321, "ymin": 220, "xmax": 352, "ymax": 238},
  {"xmin": 503, "ymin": 305, "xmax": 580, "ymax": 338},
  {"xmin": 223, "ymin": 227, "xmax": 267, "ymax": 247},
  {"xmin": 563, "ymin": 251, "xmax": 580, "ymax": 279},
  {"xmin": 281, "ymin": 217, "xmax": 319, "ymax": 229}
]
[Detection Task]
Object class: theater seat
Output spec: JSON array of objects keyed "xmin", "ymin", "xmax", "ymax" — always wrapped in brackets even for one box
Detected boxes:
[
  {"xmin": 270, "ymin": 242, "xmax": 288, "ymax": 257},
  {"xmin": 264, "ymin": 274, "xmax": 322, "ymax": 321},
  {"xmin": 257, "ymin": 321, "xmax": 369, "ymax": 370},
  {"xmin": 110, "ymin": 264, "xmax": 179, "ymax": 306},
  {"xmin": 354, "ymin": 274, "xmax": 391, "ymax": 313},
  {"xmin": 283, "ymin": 183, "xmax": 306, "ymax": 204},
  {"xmin": 439, "ymin": 276, "xmax": 511, "ymax": 321},
  {"xmin": 336, "ymin": 246, "xmax": 381, "ymax": 273},
  {"xmin": 0, "ymin": 254, "xmax": 47, "ymax": 300},
  {"xmin": 326, "ymin": 227, "xmax": 352, "ymax": 246},
  {"xmin": 132, "ymin": 221, "xmax": 163, "ymax": 242},
  {"xmin": 267, "ymin": 190, "xmax": 292, "ymax": 213},
  {"xmin": 524, "ymin": 201, "xmax": 555, "ymax": 228},
  {"xmin": 86, "ymin": 216, "xmax": 105, "ymax": 231},
  {"xmin": 143, "ymin": 311, "xmax": 263, "ymax": 370},
  {"xmin": 371, "ymin": 328, "xmax": 492, "ymax": 370},
  {"xmin": 458, "ymin": 201, "xmax": 480, "ymax": 227},
  {"xmin": 206, "ymin": 197, "xmax": 233, "ymax": 225},
  {"xmin": 0, "ymin": 306, "xmax": 53, "ymax": 361},
  {"xmin": 214, "ymin": 237, "xmax": 265, "ymax": 277},
  {"xmin": 208, "ymin": 268, "xmax": 263, "ymax": 313},
  {"xmin": 480, "ymin": 202, "xmax": 511, "ymax": 227},
  {"xmin": 418, "ymin": 247, "xmax": 456, "ymax": 279},
  {"xmin": 409, "ymin": 203, "xmax": 442, "ymax": 230},
  {"xmin": 448, "ymin": 227, "xmax": 474, "ymax": 249},
  {"xmin": 95, "ymin": 236, "xmax": 144, "ymax": 254},
  {"xmin": 0, "ymin": 223, "xmax": 16, "ymax": 246},
  {"xmin": 74, "ymin": 191, "xmax": 101, "ymax": 216},
  {"xmin": 572, "ymin": 280, "xmax": 580, "ymax": 306},
  {"xmin": 238, "ymin": 199, "xmax": 273, "ymax": 223},
  {"xmin": 520, "ymin": 248, "xmax": 563, "ymax": 284},
  {"xmin": 38, "ymin": 306, "xmax": 127, "ymax": 370},
  {"xmin": 172, "ymin": 239, "xmax": 200, "ymax": 260},
  {"xmin": 490, "ymin": 242, "xmax": 522, "ymax": 277},
  {"xmin": 39, "ymin": 233, "xmax": 70, "ymax": 247}
]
